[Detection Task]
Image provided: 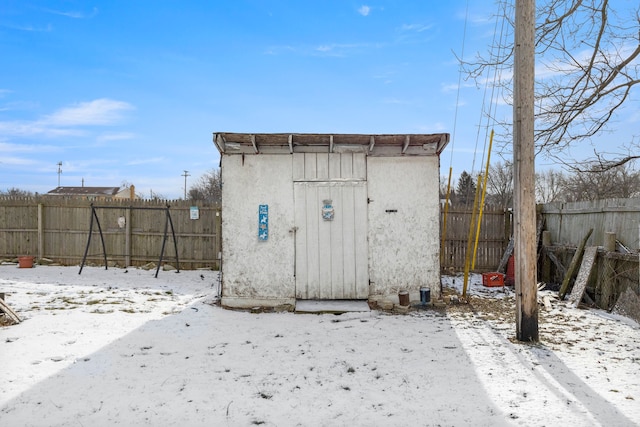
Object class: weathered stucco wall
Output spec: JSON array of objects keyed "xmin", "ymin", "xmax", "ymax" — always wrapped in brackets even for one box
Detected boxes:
[
  {"xmin": 220, "ymin": 152, "xmax": 443, "ymax": 308},
  {"xmin": 220, "ymin": 155, "xmax": 295, "ymax": 308},
  {"xmin": 367, "ymin": 156, "xmax": 441, "ymax": 302}
]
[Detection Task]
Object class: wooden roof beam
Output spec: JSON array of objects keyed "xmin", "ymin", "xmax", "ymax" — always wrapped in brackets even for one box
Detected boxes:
[
  {"xmin": 437, "ymin": 134, "xmax": 450, "ymax": 154},
  {"xmin": 250, "ymin": 134, "xmax": 259, "ymax": 154},
  {"xmin": 214, "ymin": 133, "xmax": 226, "ymax": 154},
  {"xmin": 402, "ymin": 135, "xmax": 410, "ymax": 154}
]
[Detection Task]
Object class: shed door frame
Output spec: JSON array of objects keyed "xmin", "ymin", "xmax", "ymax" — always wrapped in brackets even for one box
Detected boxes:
[
  {"xmin": 294, "ymin": 181, "xmax": 368, "ymax": 299},
  {"xmin": 293, "ymin": 152, "xmax": 368, "ymax": 300}
]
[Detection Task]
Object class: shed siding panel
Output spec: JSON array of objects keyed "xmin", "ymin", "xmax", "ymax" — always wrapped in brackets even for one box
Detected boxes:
[
  {"xmin": 367, "ymin": 156, "xmax": 441, "ymax": 300},
  {"xmin": 221, "ymin": 155, "xmax": 295, "ymax": 303},
  {"xmin": 293, "ymin": 153, "xmax": 366, "ymax": 181},
  {"xmin": 330, "ymin": 185, "xmax": 346, "ymax": 298},
  {"xmin": 340, "ymin": 154, "xmax": 354, "ymax": 178},
  {"xmin": 305, "ymin": 185, "xmax": 321, "ymax": 298},
  {"xmin": 328, "ymin": 154, "xmax": 342, "ymax": 180},
  {"xmin": 293, "ymin": 153, "xmax": 305, "ymax": 181},
  {"xmin": 353, "ymin": 183, "xmax": 369, "ymax": 297},
  {"xmin": 352, "ymin": 153, "xmax": 367, "ymax": 181},
  {"xmin": 316, "ymin": 154, "xmax": 329, "ymax": 180},
  {"xmin": 293, "ymin": 184, "xmax": 308, "ymax": 299}
]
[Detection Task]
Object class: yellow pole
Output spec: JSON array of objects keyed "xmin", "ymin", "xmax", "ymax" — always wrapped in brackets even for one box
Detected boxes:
[
  {"xmin": 471, "ymin": 129, "xmax": 495, "ymax": 270},
  {"xmin": 462, "ymin": 171, "xmax": 483, "ymax": 298}
]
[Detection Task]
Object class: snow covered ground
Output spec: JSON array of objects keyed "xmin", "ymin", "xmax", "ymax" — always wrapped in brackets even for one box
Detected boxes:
[{"xmin": 1, "ymin": 265, "xmax": 639, "ymax": 426}]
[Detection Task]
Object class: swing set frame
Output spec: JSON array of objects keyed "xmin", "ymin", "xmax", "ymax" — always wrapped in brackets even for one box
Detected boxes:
[{"xmin": 79, "ymin": 204, "xmax": 180, "ymax": 278}]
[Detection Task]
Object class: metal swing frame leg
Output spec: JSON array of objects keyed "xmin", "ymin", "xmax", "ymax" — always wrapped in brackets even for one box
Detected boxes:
[{"xmin": 79, "ymin": 204, "xmax": 108, "ymax": 275}]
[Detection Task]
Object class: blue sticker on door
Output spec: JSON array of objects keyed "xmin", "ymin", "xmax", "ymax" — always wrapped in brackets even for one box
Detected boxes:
[{"xmin": 258, "ymin": 204, "xmax": 268, "ymax": 241}]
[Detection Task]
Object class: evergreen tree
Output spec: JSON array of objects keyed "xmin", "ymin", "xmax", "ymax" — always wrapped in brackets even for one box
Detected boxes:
[{"xmin": 455, "ymin": 171, "xmax": 476, "ymax": 206}]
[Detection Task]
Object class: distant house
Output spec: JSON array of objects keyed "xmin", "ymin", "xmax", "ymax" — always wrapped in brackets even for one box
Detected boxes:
[{"xmin": 46, "ymin": 185, "xmax": 137, "ymax": 200}]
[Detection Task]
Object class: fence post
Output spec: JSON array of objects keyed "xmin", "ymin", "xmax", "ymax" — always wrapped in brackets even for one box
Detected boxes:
[
  {"xmin": 216, "ymin": 208, "xmax": 222, "ymax": 270},
  {"xmin": 125, "ymin": 208, "xmax": 132, "ymax": 267},
  {"xmin": 541, "ymin": 230, "xmax": 551, "ymax": 282},
  {"xmin": 604, "ymin": 232, "xmax": 616, "ymax": 252},
  {"xmin": 503, "ymin": 208, "xmax": 512, "ymax": 250},
  {"xmin": 37, "ymin": 203, "xmax": 44, "ymax": 260},
  {"xmin": 600, "ymin": 232, "xmax": 617, "ymax": 309}
]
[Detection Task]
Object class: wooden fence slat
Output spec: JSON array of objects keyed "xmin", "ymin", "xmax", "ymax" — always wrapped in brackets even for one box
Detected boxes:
[
  {"xmin": 0, "ymin": 197, "xmax": 221, "ymax": 269},
  {"xmin": 559, "ymin": 229, "xmax": 593, "ymax": 300},
  {"xmin": 567, "ymin": 246, "xmax": 598, "ymax": 308},
  {"xmin": 0, "ymin": 298, "xmax": 21, "ymax": 324}
]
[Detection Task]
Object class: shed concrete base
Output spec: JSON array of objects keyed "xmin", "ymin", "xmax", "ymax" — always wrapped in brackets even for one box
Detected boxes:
[
  {"xmin": 221, "ymin": 296, "xmax": 295, "ymax": 312},
  {"xmin": 295, "ymin": 300, "xmax": 370, "ymax": 314}
]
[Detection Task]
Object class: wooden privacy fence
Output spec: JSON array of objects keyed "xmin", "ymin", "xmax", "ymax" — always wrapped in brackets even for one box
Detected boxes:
[
  {"xmin": 539, "ymin": 198, "xmax": 640, "ymax": 312},
  {"xmin": 0, "ymin": 197, "xmax": 221, "ymax": 270},
  {"xmin": 1, "ymin": 198, "xmax": 512, "ymax": 272},
  {"xmin": 540, "ymin": 198, "xmax": 640, "ymax": 251},
  {"xmin": 440, "ymin": 206, "xmax": 511, "ymax": 272}
]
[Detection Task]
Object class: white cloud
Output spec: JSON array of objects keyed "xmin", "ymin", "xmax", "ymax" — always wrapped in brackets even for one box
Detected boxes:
[
  {"xmin": 97, "ymin": 132, "xmax": 136, "ymax": 143},
  {"xmin": 43, "ymin": 7, "xmax": 99, "ymax": 19},
  {"xmin": 43, "ymin": 98, "xmax": 134, "ymax": 126},
  {"xmin": 126, "ymin": 157, "xmax": 165, "ymax": 166},
  {"xmin": 0, "ymin": 142, "xmax": 59, "ymax": 153},
  {"xmin": 2, "ymin": 23, "xmax": 53, "ymax": 32},
  {"xmin": 358, "ymin": 5, "xmax": 371, "ymax": 17},
  {"xmin": 0, "ymin": 121, "xmax": 86, "ymax": 138},
  {"xmin": 313, "ymin": 42, "xmax": 378, "ymax": 57},
  {"xmin": 400, "ymin": 23, "xmax": 433, "ymax": 33},
  {"xmin": 441, "ymin": 82, "xmax": 477, "ymax": 93},
  {"xmin": 264, "ymin": 45, "xmax": 296, "ymax": 55},
  {"xmin": 0, "ymin": 155, "xmax": 38, "ymax": 166},
  {"xmin": 0, "ymin": 99, "xmax": 134, "ymax": 140}
]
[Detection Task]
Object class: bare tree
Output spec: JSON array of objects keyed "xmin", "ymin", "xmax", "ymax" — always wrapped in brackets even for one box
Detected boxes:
[
  {"xmin": 463, "ymin": 0, "xmax": 640, "ymax": 170},
  {"xmin": 148, "ymin": 189, "xmax": 167, "ymax": 200},
  {"xmin": 188, "ymin": 168, "xmax": 221, "ymax": 203},
  {"xmin": 1, "ymin": 188, "xmax": 35, "ymax": 197},
  {"xmin": 559, "ymin": 161, "xmax": 640, "ymax": 201},
  {"xmin": 535, "ymin": 169, "xmax": 566, "ymax": 203},
  {"xmin": 486, "ymin": 160, "xmax": 513, "ymax": 208},
  {"xmin": 440, "ymin": 175, "xmax": 457, "ymax": 201}
]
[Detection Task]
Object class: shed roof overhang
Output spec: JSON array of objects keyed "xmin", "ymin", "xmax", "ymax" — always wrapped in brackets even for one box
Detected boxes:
[{"xmin": 213, "ymin": 132, "xmax": 449, "ymax": 156}]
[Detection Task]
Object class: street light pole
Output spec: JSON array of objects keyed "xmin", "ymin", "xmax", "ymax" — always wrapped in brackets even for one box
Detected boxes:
[
  {"xmin": 182, "ymin": 170, "xmax": 190, "ymax": 200},
  {"xmin": 57, "ymin": 161, "xmax": 62, "ymax": 187}
]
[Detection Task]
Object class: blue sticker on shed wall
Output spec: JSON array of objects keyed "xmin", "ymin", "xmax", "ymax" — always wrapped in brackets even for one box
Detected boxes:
[{"xmin": 258, "ymin": 204, "xmax": 268, "ymax": 240}]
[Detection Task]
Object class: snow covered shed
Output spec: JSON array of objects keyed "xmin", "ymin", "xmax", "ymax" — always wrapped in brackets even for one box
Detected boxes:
[{"xmin": 213, "ymin": 132, "xmax": 449, "ymax": 310}]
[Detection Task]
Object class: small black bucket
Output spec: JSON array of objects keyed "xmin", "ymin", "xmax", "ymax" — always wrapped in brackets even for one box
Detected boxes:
[{"xmin": 419, "ymin": 287, "xmax": 431, "ymax": 304}]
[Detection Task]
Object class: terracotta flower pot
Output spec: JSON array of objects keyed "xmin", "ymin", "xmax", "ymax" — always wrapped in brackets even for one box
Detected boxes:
[{"xmin": 18, "ymin": 256, "xmax": 34, "ymax": 268}]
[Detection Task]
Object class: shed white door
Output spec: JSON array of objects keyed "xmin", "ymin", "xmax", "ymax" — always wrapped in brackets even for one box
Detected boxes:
[{"xmin": 294, "ymin": 181, "xmax": 368, "ymax": 299}]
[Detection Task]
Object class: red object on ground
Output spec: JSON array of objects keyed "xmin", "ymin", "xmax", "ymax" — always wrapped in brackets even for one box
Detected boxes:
[
  {"xmin": 506, "ymin": 255, "xmax": 515, "ymax": 285},
  {"xmin": 482, "ymin": 272, "xmax": 505, "ymax": 287},
  {"xmin": 18, "ymin": 256, "xmax": 34, "ymax": 268}
]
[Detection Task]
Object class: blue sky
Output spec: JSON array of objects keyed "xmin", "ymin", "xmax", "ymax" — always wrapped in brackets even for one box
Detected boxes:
[{"xmin": 1, "ymin": 1, "xmax": 637, "ymax": 199}]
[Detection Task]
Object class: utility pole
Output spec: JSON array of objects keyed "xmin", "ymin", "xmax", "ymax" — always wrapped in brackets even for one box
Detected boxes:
[
  {"xmin": 57, "ymin": 161, "xmax": 62, "ymax": 187},
  {"xmin": 182, "ymin": 170, "xmax": 190, "ymax": 200},
  {"xmin": 513, "ymin": 0, "xmax": 539, "ymax": 341}
]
